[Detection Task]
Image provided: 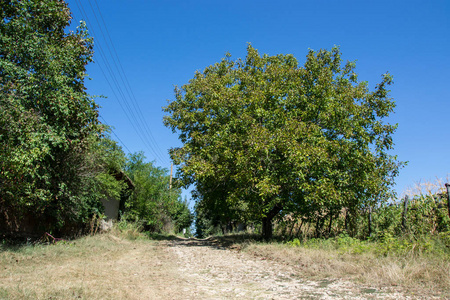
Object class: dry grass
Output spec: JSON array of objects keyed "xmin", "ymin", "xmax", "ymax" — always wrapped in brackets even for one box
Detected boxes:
[
  {"xmin": 403, "ymin": 174, "xmax": 449, "ymax": 199},
  {"xmin": 242, "ymin": 242, "xmax": 450, "ymax": 297},
  {"xmin": 0, "ymin": 232, "xmax": 177, "ymax": 299},
  {"xmin": 2, "ymin": 226, "xmax": 449, "ymax": 299}
]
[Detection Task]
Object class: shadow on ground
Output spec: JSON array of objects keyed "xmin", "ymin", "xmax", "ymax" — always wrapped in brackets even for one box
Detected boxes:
[{"xmin": 149, "ymin": 233, "xmax": 264, "ymax": 250}]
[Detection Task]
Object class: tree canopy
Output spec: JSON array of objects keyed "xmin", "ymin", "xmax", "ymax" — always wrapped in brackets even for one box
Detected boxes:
[
  {"xmin": 0, "ymin": 0, "xmax": 193, "ymax": 237},
  {"xmin": 0, "ymin": 0, "xmax": 102, "ymax": 233},
  {"xmin": 123, "ymin": 152, "xmax": 193, "ymax": 233},
  {"xmin": 164, "ymin": 45, "xmax": 402, "ymax": 239}
]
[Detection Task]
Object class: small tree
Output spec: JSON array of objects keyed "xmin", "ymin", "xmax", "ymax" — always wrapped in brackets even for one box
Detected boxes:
[{"xmin": 164, "ymin": 45, "xmax": 402, "ymax": 239}]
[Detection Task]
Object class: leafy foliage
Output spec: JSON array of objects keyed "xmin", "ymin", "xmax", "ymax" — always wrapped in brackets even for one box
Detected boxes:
[
  {"xmin": 164, "ymin": 45, "xmax": 402, "ymax": 239},
  {"xmin": 123, "ymin": 152, "xmax": 193, "ymax": 233},
  {"xmin": 268, "ymin": 178, "xmax": 450, "ymax": 266},
  {"xmin": 83, "ymin": 131, "xmax": 129, "ymax": 217},
  {"xmin": 288, "ymin": 230, "xmax": 450, "ymax": 258},
  {"xmin": 0, "ymin": 0, "xmax": 104, "ymax": 232}
]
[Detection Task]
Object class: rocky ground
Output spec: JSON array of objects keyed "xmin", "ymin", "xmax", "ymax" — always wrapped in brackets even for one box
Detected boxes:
[{"xmin": 162, "ymin": 238, "xmax": 413, "ymax": 299}]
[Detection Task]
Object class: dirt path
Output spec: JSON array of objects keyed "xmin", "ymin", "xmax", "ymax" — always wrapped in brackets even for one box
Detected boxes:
[
  {"xmin": 160, "ymin": 238, "xmax": 412, "ymax": 300},
  {"xmin": 1, "ymin": 235, "xmax": 433, "ymax": 299}
]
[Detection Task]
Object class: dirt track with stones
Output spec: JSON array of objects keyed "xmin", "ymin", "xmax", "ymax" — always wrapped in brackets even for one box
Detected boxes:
[
  {"xmin": 1, "ymin": 235, "xmax": 436, "ymax": 299},
  {"xmin": 161, "ymin": 238, "xmax": 413, "ymax": 299}
]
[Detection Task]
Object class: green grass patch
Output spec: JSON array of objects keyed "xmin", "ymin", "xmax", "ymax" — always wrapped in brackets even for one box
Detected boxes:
[{"xmin": 287, "ymin": 231, "xmax": 450, "ymax": 258}]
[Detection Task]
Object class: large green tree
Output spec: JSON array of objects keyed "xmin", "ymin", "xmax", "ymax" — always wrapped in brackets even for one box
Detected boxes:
[
  {"xmin": 0, "ymin": 0, "xmax": 101, "ymax": 233},
  {"xmin": 164, "ymin": 45, "xmax": 402, "ymax": 239}
]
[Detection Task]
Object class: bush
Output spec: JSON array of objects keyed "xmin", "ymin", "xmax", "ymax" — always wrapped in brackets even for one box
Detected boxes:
[{"xmin": 111, "ymin": 218, "xmax": 144, "ymax": 240}]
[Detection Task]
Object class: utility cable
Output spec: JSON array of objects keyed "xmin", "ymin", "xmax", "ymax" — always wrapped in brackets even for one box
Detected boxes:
[
  {"xmin": 72, "ymin": 0, "xmax": 169, "ymax": 165},
  {"xmin": 99, "ymin": 115, "xmax": 132, "ymax": 154}
]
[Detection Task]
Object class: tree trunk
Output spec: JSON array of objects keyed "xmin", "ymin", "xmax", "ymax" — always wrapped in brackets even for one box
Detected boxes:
[
  {"xmin": 262, "ymin": 217, "xmax": 273, "ymax": 240},
  {"xmin": 315, "ymin": 215, "xmax": 325, "ymax": 238},
  {"xmin": 328, "ymin": 212, "xmax": 333, "ymax": 236},
  {"xmin": 344, "ymin": 209, "xmax": 348, "ymax": 231},
  {"xmin": 261, "ymin": 204, "xmax": 282, "ymax": 241},
  {"xmin": 295, "ymin": 219, "xmax": 304, "ymax": 237}
]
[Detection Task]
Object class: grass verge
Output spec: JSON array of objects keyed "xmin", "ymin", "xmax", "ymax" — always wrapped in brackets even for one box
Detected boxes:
[
  {"xmin": 239, "ymin": 233, "xmax": 450, "ymax": 297},
  {"xmin": 0, "ymin": 221, "xmax": 158, "ymax": 300}
]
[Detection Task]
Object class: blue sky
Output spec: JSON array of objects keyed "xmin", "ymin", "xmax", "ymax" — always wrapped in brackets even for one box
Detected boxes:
[{"xmin": 67, "ymin": 0, "xmax": 449, "ymax": 201}]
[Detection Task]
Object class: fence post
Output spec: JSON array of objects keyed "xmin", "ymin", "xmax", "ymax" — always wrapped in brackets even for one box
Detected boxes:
[
  {"xmin": 445, "ymin": 183, "xmax": 450, "ymax": 219},
  {"xmin": 402, "ymin": 195, "xmax": 409, "ymax": 232}
]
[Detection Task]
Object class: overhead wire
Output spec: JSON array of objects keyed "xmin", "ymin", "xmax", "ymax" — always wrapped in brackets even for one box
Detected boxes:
[
  {"xmin": 72, "ymin": 0, "xmax": 169, "ymax": 166},
  {"xmin": 90, "ymin": 0, "xmax": 167, "ymax": 161},
  {"xmin": 99, "ymin": 116, "xmax": 132, "ymax": 154},
  {"xmin": 75, "ymin": 0, "xmax": 167, "ymax": 164}
]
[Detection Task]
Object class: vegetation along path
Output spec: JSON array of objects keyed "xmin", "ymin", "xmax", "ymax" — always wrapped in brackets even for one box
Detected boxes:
[{"xmin": 2, "ymin": 233, "xmax": 441, "ymax": 299}]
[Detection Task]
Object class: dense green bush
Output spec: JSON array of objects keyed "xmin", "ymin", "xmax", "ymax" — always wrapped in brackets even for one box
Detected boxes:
[
  {"xmin": 0, "ymin": 0, "xmax": 105, "ymax": 234},
  {"xmin": 123, "ymin": 152, "xmax": 193, "ymax": 234}
]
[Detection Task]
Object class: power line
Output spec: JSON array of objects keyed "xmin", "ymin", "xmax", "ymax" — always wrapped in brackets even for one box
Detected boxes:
[
  {"xmin": 99, "ymin": 115, "xmax": 132, "ymax": 154},
  {"xmin": 85, "ymin": 0, "xmax": 168, "ymax": 164},
  {"xmin": 90, "ymin": 0, "xmax": 166, "ymax": 161},
  {"xmin": 72, "ymin": 0, "xmax": 169, "ymax": 166},
  {"xmin": 73, "ymin": 0, "xmax": 145, "ymax": 148}
]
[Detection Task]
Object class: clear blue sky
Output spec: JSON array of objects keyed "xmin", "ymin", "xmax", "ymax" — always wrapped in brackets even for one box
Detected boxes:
[{"xmin": 67, "ymin": 0, "xmax": 449, "ymax": 201}]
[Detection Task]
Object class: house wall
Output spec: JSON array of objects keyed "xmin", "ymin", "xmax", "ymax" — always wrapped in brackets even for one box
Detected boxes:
[{"xmin": 100, "ymin": 197, "xmax": 120, "ymax": 220}]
